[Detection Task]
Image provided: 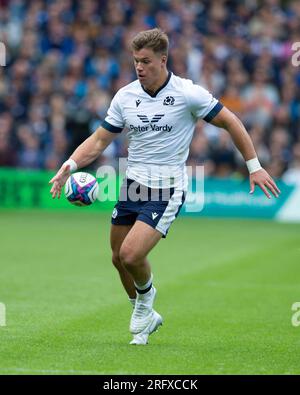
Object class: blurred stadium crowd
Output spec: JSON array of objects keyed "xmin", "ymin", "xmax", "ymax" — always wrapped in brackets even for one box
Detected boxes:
[{"xmin": 0, "ymin": 0, "xmax": 300, "ymax": 183}]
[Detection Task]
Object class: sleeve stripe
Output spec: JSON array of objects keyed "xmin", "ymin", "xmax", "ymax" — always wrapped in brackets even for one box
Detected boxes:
[
  {"xmin": 203, "ymin": 101, "xmax": 223, "ymax": 122},
  {"xmin": 101, "ymin": 120, "xmax": 123, "ymax": 133}
]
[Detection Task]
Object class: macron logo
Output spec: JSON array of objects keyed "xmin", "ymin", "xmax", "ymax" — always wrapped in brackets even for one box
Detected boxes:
[
  {"xmin": 152, "ymin": 212, "xmax": 159, "ymax": 220},
  {"xmin": 136, "ymin": 99, "xmax": 141, "ymax": 107}
]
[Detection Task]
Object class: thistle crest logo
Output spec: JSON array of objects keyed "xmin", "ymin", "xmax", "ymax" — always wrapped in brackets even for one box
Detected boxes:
[{"xmin": 163, "ymin": 96, "xmax": 175, "ymax": 105}]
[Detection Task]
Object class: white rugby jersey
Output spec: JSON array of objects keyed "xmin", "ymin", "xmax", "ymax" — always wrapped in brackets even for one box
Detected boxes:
[{"xmin": 102, "ymin": 71, "xmax": 223, "ymax": 189}]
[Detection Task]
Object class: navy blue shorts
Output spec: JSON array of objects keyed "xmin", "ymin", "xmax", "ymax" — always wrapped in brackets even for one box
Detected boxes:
[{"xmin": 111, "ymin": 178, "xmax": 186, "ymax": 238}]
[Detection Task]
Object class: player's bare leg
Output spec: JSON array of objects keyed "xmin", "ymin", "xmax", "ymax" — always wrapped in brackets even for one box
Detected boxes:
[
  {"xmin": 110, "ymin": 224, "xmax": 136, "ymax": 299},
  {"xmin": 119, "ymin": 220, "xmax": 163, "ymax": 344},
  {"xmin": 110, "ymin": 224, "xmax": 153, "ymax": 298},
  {"xmin": 119, "ymin": 220, "xmax": 162, "ymax": 285}
]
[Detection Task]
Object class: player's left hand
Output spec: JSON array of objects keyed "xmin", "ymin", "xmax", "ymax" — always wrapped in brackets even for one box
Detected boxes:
[{"xmin": 249, "ymin": 168, "xmax": 281, "ymax": 199}]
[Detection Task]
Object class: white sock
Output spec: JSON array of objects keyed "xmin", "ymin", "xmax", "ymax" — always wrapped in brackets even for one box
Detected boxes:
[
  {"xmin": 134, "ymin": 273, "xmax": 153, "ymax": 295},
  {"xmin": 129, "ymin": 298, "xmax": 136, "ymax": 308}
]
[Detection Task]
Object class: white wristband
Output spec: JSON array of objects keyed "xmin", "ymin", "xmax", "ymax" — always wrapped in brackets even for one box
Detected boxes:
[
  {"xmin": 246, "ymin": 157, "xmax": 262, "ymax": 174},
  {"xmin": 64, "ymin": 158, "xmax": 78, "ymax": 172}
]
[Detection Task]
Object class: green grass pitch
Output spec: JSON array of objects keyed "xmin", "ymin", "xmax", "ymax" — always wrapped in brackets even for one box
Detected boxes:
[{"xmin": 0, "ymin": 210, "xmax": 299, "ymax": 375}]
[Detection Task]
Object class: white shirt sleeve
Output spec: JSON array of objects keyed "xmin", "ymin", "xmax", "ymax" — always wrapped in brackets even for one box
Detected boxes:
[
  {"xmin": 185, "ymin": 82, "xmax": 221, "ymax": 120},
  {"xmin": 102, "ymin": 90, "xmax": 124, "ymax": 133}
]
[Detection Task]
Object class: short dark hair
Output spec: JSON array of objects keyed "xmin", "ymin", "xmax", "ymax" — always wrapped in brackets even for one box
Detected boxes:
[{"xmin": 131, "ymin": 28, "xmax": 169, "ymax": 56}]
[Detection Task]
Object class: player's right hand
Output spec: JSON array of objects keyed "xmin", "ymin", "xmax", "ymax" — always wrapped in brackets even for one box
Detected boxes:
[{"xmin": 49, "ymin": 164, "xmax": 71, "ymax": 199}]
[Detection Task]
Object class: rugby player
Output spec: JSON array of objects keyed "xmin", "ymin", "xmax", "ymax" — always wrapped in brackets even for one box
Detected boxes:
[{"xmin": 50, "ymin": 28, "xmax": 280, "ymax": 345}]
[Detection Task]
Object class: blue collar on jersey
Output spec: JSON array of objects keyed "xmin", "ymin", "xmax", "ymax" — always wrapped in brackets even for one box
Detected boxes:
[{"xmin": 140, "ymin": 71, "xmax": 172, "ymax": 98}]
